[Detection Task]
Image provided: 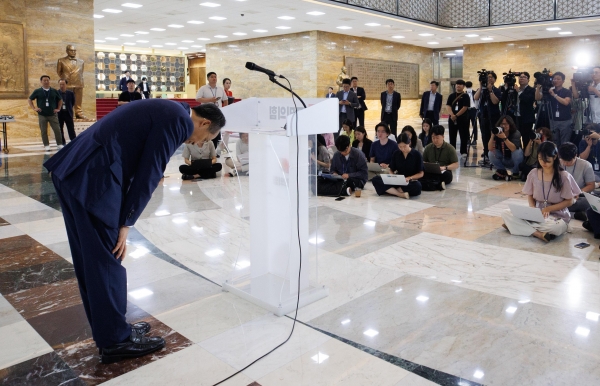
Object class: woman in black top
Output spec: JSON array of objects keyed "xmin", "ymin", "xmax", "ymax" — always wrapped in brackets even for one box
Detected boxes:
[
  {"xmin": 371, "ymin": 133, "xmax": 424, "ymax": 199},
  {"xmin": 352, "ymin": 126, "xmax": 372, "ymax": 160},
  {"xmin": 419, "ymin": 118, "xmax": 433, "ymax": 148}
]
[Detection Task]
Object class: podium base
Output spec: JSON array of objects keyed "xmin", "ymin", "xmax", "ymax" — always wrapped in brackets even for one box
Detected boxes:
[{"xmin": 223, "ymin": 273, "xmax": 329, "ymax": 317}]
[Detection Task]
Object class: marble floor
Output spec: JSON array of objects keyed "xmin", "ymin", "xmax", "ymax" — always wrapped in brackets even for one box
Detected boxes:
[{"xmin": 1, "ymin": 128, "xmax": 600, "ymax": 386}]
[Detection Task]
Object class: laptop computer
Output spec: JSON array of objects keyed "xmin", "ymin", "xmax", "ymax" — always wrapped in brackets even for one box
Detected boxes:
[
  {"xmin": 584, "ymin": 192, "xmax": 600, "ymax": 213},
  {"xmin": 367, "ymin": 162, "xmax": 386, "ymax": 173},
  {"xmin": 508, "ymin": 204, "xmax": 545, "ymax": 223},
  {"xmin": 423, "ymin": 162, "xmax": 446, "ymax": 174},
  {"xmin": 380, "ymin": 174, "xmax": 408, "ymax": 186},
  {"xmin": 320, "ymin": 173, "xmax": 344, "ymax": 180}
]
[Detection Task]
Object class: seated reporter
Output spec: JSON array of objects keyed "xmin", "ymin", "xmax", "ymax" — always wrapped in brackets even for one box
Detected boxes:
[
  {"xmin": 117, "ymin": 79, "xmax": 142, "ymax": 105},
  {"xmin": 368, "ymin": 122, "xmax": 397, "ymax": 179},
  {"xmin": 501, "ymin": 142, "xmax": 580, "ymax": 242},
  {"xmin": 419, "ymin": 118, "xmax": 433, "ymax": 148},
  {"xmin": 371, "ymin": 133, "xmax": 423, "ymax": 199},
  {"xmin": 352, "ymin": 126, "xmax": 372, "ymax": 160},
  {"xmin": 339, "ymin": 119, "xmax": 355, "ymax": 143},
  {"xmin": 310, "ymin": 134, "xmax": 331, "ymax": 173},
  {"xmin": 179, "ymin": 140, "xmax": 223, "ymax": 180},
  {"xmin": 488, "ymin": 115, "xmax": 524, "ymax": 180},
  {"xmin": 317, "ymin": 135, "xmax": 367, "ymax": 196},
  {"xmin": 401, "ymin": 125, "xmax": 424, "ymax": 153},
  {"xmin": 420, "ymin": 125, "xmax": 459, "ymax": 191},
  {"xmin": 578, "ymin": 123, "xmax": 600, "ymax": 182},
  {"xmin": 225, "ymin": 133, "xmax": 249, "ymax": 176},
  {"xmin": 520, "ymin": 127, "xmax": 552, "ymax": 181},
  {"xmin": 558, "ymin": 142, "xmax": 595, "ymax": 221}
]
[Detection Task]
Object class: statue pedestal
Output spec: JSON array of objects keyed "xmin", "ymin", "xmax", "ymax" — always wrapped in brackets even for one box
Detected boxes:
[{"xmin": 74, "ymin": 119, "xmax": 95, "ymax": 136}]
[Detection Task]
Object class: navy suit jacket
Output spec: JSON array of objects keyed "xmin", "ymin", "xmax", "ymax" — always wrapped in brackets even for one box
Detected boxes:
[
  {"xmin": 380, "ymin": 91, "xmax": 401, "ymax": 120},
  {"xmin": 336, "ymin": 90, "xmax": 359, "ymax": 121},
  {"xmin": 419, "ymin": 91, "xmax": 443, "ymax": 122},
  {"xmin": 58, "ymin": 90, "xmax": 75, "ymax": 118},
  {"xmin": 119, "ymin": 77, "xmax": 130, "ymax": 92},
  {"xmin": 44, "ymin": 99, "xmax": 194, "ymax": 229},
  {"xmin": 351, "ymin": 87, "xmax": 368, "ymax": 110}
]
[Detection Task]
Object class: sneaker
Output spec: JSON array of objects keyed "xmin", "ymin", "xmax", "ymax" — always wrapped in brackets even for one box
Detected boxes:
[
  {"xmin": 228, "ymin": 170, "xmax": 238, "ymax": 177},
  {"xmin": 346, "ymin": 187, "xmax": 352, "ymax": 196},
  {"xmin": 181, "ymin": 174, "xmax": 194, "ymax": 180},
  {"xmin": 44, "ymin": 146, "xmax": 50, "ymax": 151},
  {"xmin": 582, "ymin": 221, "xmax": 592, "ymax": 232},
  {"xmin": 440, "ymin": 181, "xmax": 446, "ymax": 190},
  {"xmin": 511, "ymin": 172, "xmax": 520, "ymax": 179},
  {"xmin": 573, "ymin": 211, "xmax": 588, "ymax": 221},
  {"xmin": 57, "ymin": 145, "xmax": 64, "ymax": 150}
]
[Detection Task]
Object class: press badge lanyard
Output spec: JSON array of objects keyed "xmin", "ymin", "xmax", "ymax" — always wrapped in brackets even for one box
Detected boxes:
[
  {"xmin": 434, "ymin": 146, "xmax": 443, "ymax": 163},
  {"xmin": 42, "ymin": 88, "xmax": 50, "ymax": 107},
  {"xmin": 209, "ymin": 86, "xmax": 218, "ymax": 105},
  {"xmin": 565, "ymin": 159, "xmax": 577, "ymax": 175},
  {"xmin": 541, "ymin": 173, "xmax": 552, "ymax": 208}
]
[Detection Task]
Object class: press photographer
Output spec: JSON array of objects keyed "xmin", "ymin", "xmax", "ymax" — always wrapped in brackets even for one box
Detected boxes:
[
  {"xmin": 578, "ymin": 123, "xmax": 600, "ymax": 181},
  {"xmin": 474, "ymin": 70, "xmax": 502, "ymax": 163},
  {"xmin": 488, "ymin": 116, "xmax": 523, "ymax": 180},
  {"xmin": 572, "ymin": 66, "xmax": 600, "ymax": 124},
  {"xmin": 535, "ymin": 71, "xmax": 572, "ymax": 147},
  {"xmin": 502, "ymin": 71, "xmax": 536, "ymax": 149}
]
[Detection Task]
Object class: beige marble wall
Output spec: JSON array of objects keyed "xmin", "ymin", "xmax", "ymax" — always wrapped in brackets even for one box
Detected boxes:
[
  {"xmin": 463, "ymin": 35, "xmax": 600, "ymax": 86},
  {"xmin": 0, "ymin": 0, "xmax": 95, "ymax": 139}
]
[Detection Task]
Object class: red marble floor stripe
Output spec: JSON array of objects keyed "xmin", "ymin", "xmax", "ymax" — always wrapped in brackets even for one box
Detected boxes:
[
  {"xmin": 27, "ymin": 303, "xmax": 93, "ymax": 350},
  {"xmin": 247, "ymin": 383, "xmax": 262, "ymax": 386},
  {"xmin": 0, "ymin": 234, "xmax": 64, "ymax": 273},
  {"xmin": 5, "ymin": 277, "xmax": 82, "ymax": 320},
  {"xmin": 0, "ymin": 351, "xmax": 85, "ymax": 385},
  {"xmin": 55, "ymin": 316, "xmax": 194, "ymax": 386},
  {"xmin": 0, "ymin": 217, "xmax": 9, "ymax": 226}
]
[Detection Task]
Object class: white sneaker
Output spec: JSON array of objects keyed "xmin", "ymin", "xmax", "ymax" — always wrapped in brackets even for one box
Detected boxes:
[
  {"xmin": 57, "ymin": 145, "xmax": 64, "ymax": 150},
  {"xmin": 440, "ymin": 181, "xmax": 446, "ymax": 190},
  {"xmin": 44, "ymin": 146, "xmax": 50, "ymax": 151}
]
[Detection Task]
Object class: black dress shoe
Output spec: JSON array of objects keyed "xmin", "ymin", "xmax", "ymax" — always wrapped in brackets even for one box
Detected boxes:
[
  {"xmin": 573, "ymin": 211, "xmax": 588, "ymax": 221},
  {"xmin": 99, "ymin": 322, "xmax": 153, "ymax": 355},
  {"xmin": 182, "ymin": 174, "xmax": 194, "ymax": 180},
  {"xmin": 101, "ymin": 334, "xmax": 165, "ymax": 364},
  {"xmin": 582, "ymin": 221, "xmax": 593, "ymax": 232}
]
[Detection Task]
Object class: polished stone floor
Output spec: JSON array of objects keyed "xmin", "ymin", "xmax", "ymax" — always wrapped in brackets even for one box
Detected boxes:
[{"xmin": 1, "ymin": 126, "xmax": 600, "ymax": 385}]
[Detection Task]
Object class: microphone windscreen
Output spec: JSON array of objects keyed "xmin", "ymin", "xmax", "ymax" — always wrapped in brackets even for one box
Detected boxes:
[{"xmin": 245, "ymin": 62, "xmax": 255, "ymax": 70}]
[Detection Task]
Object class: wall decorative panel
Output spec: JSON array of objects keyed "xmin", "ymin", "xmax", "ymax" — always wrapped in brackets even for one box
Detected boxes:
[
  {"xmin": 397, "ymin": 0, "xmax": 437, "ymax": 23},
  {"xmin": 491, "ymin": 0, "xmax": 554, "ymax": 25},
  {"xmin": 557, "ymin": 0, "xmax": 600, "ymax": 19},
  {"xmin": 348, "ymin": 0, "xmax": 396, "ymax": 14},
  {"xmin": 438, "ymin": 0, "xmax": 488, "ymax": 27},
  {"xmin": 94, "ymin": 51, "xmax": 185, "ymax": 92},
  {"xmin": 0, "ymin": 21, "xmax": 27, "ymax": 98},
  {"xmin": 345, "ymin": 56, "xmax": 419, "ymax": 99}
]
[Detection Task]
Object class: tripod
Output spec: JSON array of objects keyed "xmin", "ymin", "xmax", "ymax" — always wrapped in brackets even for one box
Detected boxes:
[
  {"xmin": 534, "ymin": 95, "xmax": 554, "ymax": 135},
  {"xmin": 476, "ymin": 88, "xmax": 496, "ymax": 168}
]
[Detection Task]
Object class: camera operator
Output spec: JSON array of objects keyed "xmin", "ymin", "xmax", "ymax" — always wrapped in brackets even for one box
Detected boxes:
[
  {"xmin": 578, "ymin": 123, "xmax": 600, "ymax": 181},
  {"xmin": 536, "ymin": 71, "xmax": 572, "ymax": 147},
  {"xmin": 474, "ymin": 71, "xmax": 502, "ymax": 162},
  {"xmin": 488, "ymin": 116, "xmax": 523, "ymax": 180},
  {"xmin": 505, "ymin": 72, "xmax": 536, "ymax": 149},
  {"xmin": 572, "ymin": 66, "xmax": 600, "ymax": 124},
  {"xmin": 520, "ymin": 127, "xmax": 552, "ymax": 181}
]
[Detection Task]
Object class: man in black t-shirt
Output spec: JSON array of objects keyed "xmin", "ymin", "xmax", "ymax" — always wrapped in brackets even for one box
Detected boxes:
[
  {"xmin": 535, "ymin": 71, "xmax": 572, "ymax": 147},
  {"xmin": 118, "ymin": 80, "xmax": 142, "ymax": 106},
  {"xmin": 474, "ymin": 72, "xmax": 502, "ymax": 161},
  {"xmin": 446, "ymin": 79, "xmax": 471, "ymax": 156}
]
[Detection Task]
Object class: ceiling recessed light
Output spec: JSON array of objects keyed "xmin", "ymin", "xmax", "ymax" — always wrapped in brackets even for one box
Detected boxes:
[
  {"xmin": 188, "ymin": 20, "xmax": 204, "ymax": 24},
  {"xmin": 94, "ymin": 40, "xmax": 106, "ymax": 43},
  {"xmin": 178, "ymin": 47, "xmax": 189, "ymax": 50},
  {"xmin": 392, "ymin": 35, "xmax": 405, "ymax": 39},
  {"xmin": 446, "ymin": 53, "xmax": 456, "ymax": 56},
  {"xmin": 455, "ymin": 49, "xmax": 464, "ymax": 52},
  {"xmin": 152, "ymin": 45, "xmax": 163, "ymax": 47},
  {"xmin": 232, "ymin": 32, "xmax": 247, "ymax": 36},
  {"xmin": 93, "ymin": 14, "xmax": 104, "ymax": 19},
  {"xmin": 365, "ymin": 23, "xmax": 380, "ymax": 26},
  {"xmin": 165, "ymin": 43, "xmax": 177, "ymax": 46},
  {"xmin": 363, "ymin": 329, "xmax": 379, "ymax": 337},
  {"xmin": 307, "ymin": 11, "xmax": 325, "ymax": 16},
  {"xmin": 182, "ymin": 40, "xmax": 194, "ymax": 43},
  {"xmin": 120, "ymin": 34, "xmax": 134, "ymax": 37},
  {"xmin": 102, "ymin": 9, "xmax": 122, "ymax": 13},
  {"xmin": 122, "ymin": 3, "xmax": 143, "ymax": 8},
  {"xmin": 105, "ymin": 37, "xmax": 118, "ymax": 40},
  {"xmin": 337, "ymin": 26, "xmax": 352, "ymax": 30},
  {"xmin": 168, "ymin": 24, "xmax": 184, "ymax": 28},
  {"xmin": 419, "ymin": 33, "xmax": 434, "ymax": 36},
  {"xmin": 465, "ymin": 34, "xmax": 479, "ymax": 37},
  {"xmin": 546, "ymin": 27, "xmax": 561, "ymax": 31},
  {"xmin": 276, "ymin": 26, "xmax": 291, "ymax": 29},
  {"xmin": 201, "ymin": 49, "xmax": 206, "ymax": 52},
  {"xmin": 123, "ymin": 42, "xmax": 136, "ymax": 46},
  {"xmin": 278, "ymin": 16, "xmax": 295, "ymax": 20},
  {"xmin": 209, "ymin": 16, "xmax": 227, "ymax": 20},
  {"xmin": 135, "ymin": 31, "xmax": 148, "ymax": 34},
  {"xmin": 214, "ymin": 35, "xmax": 228, "ymax": 38},
  {"xmin": 200, "ymin": 2, "xmax": 221, "ymax": 7},
  {"xmin": 136, "ymin": 40, "xmax": 149, "ymax": 43},
  {"xmin": 427, "ymin": 41, "xmax": 439, "ymax": 45},
  {"xmin": 198, "ymin": 38, "xmax": 211, "ymax": 41},
  {"xmin": 481, "ymin": 37, "xmax": 494, "ymax": 41},
  {"xmin": 228, "ymin": 45, "xmax": 237, "ymax": 48},
  {"xmin": 191, "ymin": 45, "xmax": 203, "ymax": 48},
  {"xmin": 253, "ymin": 29, "xmax": 268, "ymax": 33},
  {"xmin": 559, "ymin": 31, "xmax": 572, "ymax": 35},
  {"xmin": 150, "ymin": 28, "xmax": 165, "ymax": 31}
]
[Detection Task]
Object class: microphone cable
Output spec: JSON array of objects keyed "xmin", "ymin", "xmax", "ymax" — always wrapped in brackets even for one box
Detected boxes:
[{"xmin": 212, "ymin": 77, "xmax": 303, "ymax": 386}]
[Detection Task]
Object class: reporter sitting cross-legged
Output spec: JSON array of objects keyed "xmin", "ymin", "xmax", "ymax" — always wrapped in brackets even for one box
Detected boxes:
[
  {"xmin": 179, "ymin": 140, "xmax": 223, "ymax": 180},
  {"xmin": 420, "ymin": 125, "xmax": 459, "ymax": 191},
  {"xmin": 352, "ymin": 126, "xmax": 372, "ymax": 160},
  {"xmin": 371, "ymin": 133, "xmax": 423, "ymax": 199},
  {"xmin": 317, "ymin": 135, "xmax": 368, "ymax": 196},
  {"xmin": 368, "ymin": 122, "xmax": 397, "ymax": 179},
  {"xmin": 558, "ymin": 142, "xmax": 595, "ymax": 221},
  {"xmin": 519, "ymin": 127, "xmax": 552, "ymax": 181},
  {"xmin": 501, "ymin": 142, "xmax": 580, "ymax": 242},
  {"xmin": 488, "ymin": 115, "xmax": 524, "ymax": 180}
]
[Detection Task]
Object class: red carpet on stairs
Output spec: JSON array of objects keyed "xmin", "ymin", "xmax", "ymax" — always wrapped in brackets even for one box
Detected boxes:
[{"xmin": 95, "ymin": 99, "xmax": 202, "ymax": 120}]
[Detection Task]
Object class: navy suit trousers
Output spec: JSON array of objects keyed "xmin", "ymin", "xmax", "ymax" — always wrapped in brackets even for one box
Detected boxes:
[{"xmin": 52, "ymin": 174, "xmax": 131, "ymax": 348}]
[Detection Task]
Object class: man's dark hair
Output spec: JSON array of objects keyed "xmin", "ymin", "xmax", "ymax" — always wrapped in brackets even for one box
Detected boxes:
[
  {"xmin": 222, "ymin": 77, "xmax": 231, "ymax": 85},
  {"xmin": 59, "ymin": 79, "xmax": 68, "ymax": 84},
  {"xmin": 465, "ymin": 81, "xmax": 473, "ymax": 88},
  {"xmin": 375, "ymin": 122, "xmax": 391, "ymax": 135},
  {"xmin": 191, "ymin": 104, "xmax": 227, "ymax": 134},
  {"xmin": 522, "ymin": 72, "xmax": 530, "ymax": 79},
  {"xmin": 558, "ymin": 142, "xmax": 578, "ymax": 162},
  {"xmin": 553, "ymin": 71, "xmax": 566, "ymax": 81},
  {"xmin": 496, "ymin": 115, "xmax": 517, "ymax": 136},
  {"xmin": 455, "ymin": 79, "xmax": 466, "ymax": 85},
  {"xmin": 431, "ymin": 125, "xmax": 445, "ymax": 136},
  {"xmin": 40, "ymin": 75, "xmax": 50, "ymax": 81},
  {"xmin": 141, "ymin": 76, "xmax": 147, "ymax": 81},
  {"xmin": 489, "ymin": 71, "xmax": 497, "ymax": 80},
  {"xmin": 386, "ymin": 79, "xmax": 394, "ymax": 85},
  {"xmin": 207, "ymin": 71, "xmax": 216, "ymax": 79},
  {"xmin": 335, "ymin": 134, "xmax": 350, "ymax": 152},
  {"xmin": 351, "ymin": 76, "xmax": 358, "ymax": 82},
  {"xmin": 125, "ymin": 70, "xmax": 130, "ymax": 74},
  {"xmin": 127, "ymin": 79, "xmax": 135, "ymax": 84},
  {"xmin": 328, "ymin": 87, "xmax": 333, "ymax": 91},
  {"xmin": 342, "ymin": 78, "xmax": 351, "ymax": 85},
  {"xmin": 585, "ymin": 123, "xmax": 600, "ymax": 133},
  {"xmin": 430, "ymin": 81, "xmax": 439, "ymax": 87}
]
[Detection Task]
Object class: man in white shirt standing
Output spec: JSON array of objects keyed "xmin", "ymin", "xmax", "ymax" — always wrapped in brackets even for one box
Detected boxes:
[
  {"xmin": 573, "ymin": 66, "xmax": 600, "ymax": 124},
  {"xmin": 196, "ymin": 72, "xmax": 229, "ymax": 151},
  {"xmin": 465, "ymin": 81, "xmax": 480, "ymax": 145}
]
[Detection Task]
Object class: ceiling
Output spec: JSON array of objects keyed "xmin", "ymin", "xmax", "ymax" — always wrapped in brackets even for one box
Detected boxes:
[{"xmin": 94, "ymin": 0, "xmax": 600, "ymax": 53}]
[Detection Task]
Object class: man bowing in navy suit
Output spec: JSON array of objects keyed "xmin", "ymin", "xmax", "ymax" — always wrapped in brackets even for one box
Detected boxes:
[{"xmin": 44, "ymin": 100, "xmax": 226, "ymax": 364}]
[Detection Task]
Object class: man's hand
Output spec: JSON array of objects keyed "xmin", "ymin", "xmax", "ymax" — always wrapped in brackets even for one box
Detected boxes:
[
  {"xmin": 53, "ymin": 108, "xmax": 60, "ymax": 113},
  {"xmin": 380, "ymin": 163, "xmax": 389, "ymax": 169},
  {"xmin": 450, "ymin": 114, "xmax": 456, "ymax": 122},
  {"xmin": 496, "ymin": 131, "xmax": 507, "ymax": 140},
  {"xmin": 184, "ymin": 158, "xmax": 191, "ymax": 165},
  {"xmin": 589, "ymin": 85, "xmax": 599, "ymax": 96},
  {"xmin": 487, "ymin": 83, "xmax": 493, "ymax": 91},
  {"xmin": 586, "ymin": 136, "xmax": 594, "ymax": 147},
  {"xmin": 112, "ymin": 226, "xmax": 129, "ymax": 260},
  {"xmin": 341, "ymin": 173, "xmax": 349, "ymax": 179},
  {"xmin": 34, "ymin": 107, "xmax": 42, "ymax": 112},
  {"xmin": 549, "ymin": 88, "xmax": 556, "ymax": 97}
]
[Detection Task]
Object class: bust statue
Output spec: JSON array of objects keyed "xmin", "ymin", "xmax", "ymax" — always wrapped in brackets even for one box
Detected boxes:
[
  {"xmin": 57, "ymin": 45, "xmax": 89, "ymax": 120},
  {"xmin": 336, "ymin": 66, "xmax": 350, "ymax": 91}
]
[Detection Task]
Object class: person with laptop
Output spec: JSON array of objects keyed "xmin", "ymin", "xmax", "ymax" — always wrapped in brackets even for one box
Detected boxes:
[
  {"xmin": 317, "ymin": 135, "xmax": 368, "ymax": 196},
  {"xmin": 501, "ymin": 142, "xmax": 580, "ymax": 242},
  {"xmin": 488, "ymin": 115, "xmax": 523, "ymax": 180},
  {"xmin": 368, "ymin": 122, "xmax": 397, "ymax": 179},
  {"xmin": 420, "ymin": 125, "xmax": 459, "ymax": 191},
  {"xmin": 371, "ymin": 133, "xmax": 423, "ymax": 199},
  {"xmin": 352, "ymin": 126, "xmax": 372, "ymax": 161},
  {"xmin": 558, "ymin": 142, "xmax": 595, "ymax": 221},
  {"xmin": 179, "ymin": 140, "xmax": 223, "ymax": 180}
]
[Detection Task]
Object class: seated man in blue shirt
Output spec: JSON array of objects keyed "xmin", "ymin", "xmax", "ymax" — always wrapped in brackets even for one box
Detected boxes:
[
  {"xmin": 368, "ymin": 122, "xmax": 398, "ymax": 179},
  {"xmin": 578, "ymin": 123, "xmax": 600, "ymax": 182},
  {"xmin": 317, "ymin": 135, "xmax": 368, "ymax": 196}
]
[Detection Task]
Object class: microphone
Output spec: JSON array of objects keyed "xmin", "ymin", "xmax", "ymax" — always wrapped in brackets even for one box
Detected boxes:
[{"xmin": 245, "ymin": 62, "xmax": 281, "ymax": 78}]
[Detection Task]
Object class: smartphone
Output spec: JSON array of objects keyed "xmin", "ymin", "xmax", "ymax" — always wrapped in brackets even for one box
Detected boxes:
[
  {"xmin": 574, "ymin": 242, "xmax": 590, "ymax": 249},
  {"xmin": 216, "ymin": 97, "xmax": 221, "ymax": 101},
  {"xmin": 335, "ymin": 197, "xmax": 345, "ymax": 201}
]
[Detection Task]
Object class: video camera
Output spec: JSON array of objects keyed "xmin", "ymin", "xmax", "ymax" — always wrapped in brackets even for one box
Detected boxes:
[
  {"xmin": 477, "ymin": 69, "xmax": 491, "ymax": 88},
  {"xmin": 533, "ymin": 68, "xmax": 553, "ymax": 95},
  {"xmin": 502, "ymin": 70, "xmax": 523, "ymax": 90},
  {"xmin": 572, "ymin": 67, "xmax": 594, "ymax": 99}
]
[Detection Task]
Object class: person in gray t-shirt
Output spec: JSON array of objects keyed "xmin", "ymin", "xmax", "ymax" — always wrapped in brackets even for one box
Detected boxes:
[
  {"xmin": 179, "ymin": 141, "xmax": 222, "ymax": 180},
  {"xmin": 559, "ymin": 142, "xmax": 595, "ymax": 220}
]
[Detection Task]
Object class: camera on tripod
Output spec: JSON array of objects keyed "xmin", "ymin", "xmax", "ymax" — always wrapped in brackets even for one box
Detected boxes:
[
  {"xmin": 502, "ymin": 70, "xmax": 522, "ymax": 91},
  {"xmin": 477, "ymin": 69, "xmax": 491, "ymax": 88},
  {"xmin": 573, "ymin": 67, "xmax": 594, "ymax": 99},
  {"xmin": 533, "ymin": 69, "xmax": 554, "ymax": 95}
]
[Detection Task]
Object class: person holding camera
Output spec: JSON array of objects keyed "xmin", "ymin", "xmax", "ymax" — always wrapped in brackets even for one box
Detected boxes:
[
  {"xmin": 520, "ymin": 127, "xmax": 552, "ymax": 181},
  {"xmin": 536, "ymin": 72, "xmax": 572, "ymax": 147},
  {"xmin": 507, "ymin": 72, "xmax": 537, "ymax": 149},
  {"xmin": 488, "ymin": 116, "xmax": 524, "ymax": 179},
  {"xmin": 446, "ymin": 79, "xmax": 471, "ymax": 157},
  {"xmin": 558, "ymin": 142, "xmax": 595, "ymax": 221},
  {"xmin": 501, "ymin": 142, "xmax": 579, "ymax": 242},
  {"xmin": 572, "ymin": 66, "xmax": 600, "ymax": 124},
  {"xmin": 474, "ymin": 71, "xmax": 502, "ymax": 162},
  {"xmin": 578, "ymin": 123, "xmax": 600, "ymax": 181}
]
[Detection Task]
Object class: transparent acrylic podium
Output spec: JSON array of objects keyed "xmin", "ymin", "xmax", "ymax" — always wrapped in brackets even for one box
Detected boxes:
[{"xmin": 221, "ymin": 97, "xmax": 337, "ymax": 316}]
